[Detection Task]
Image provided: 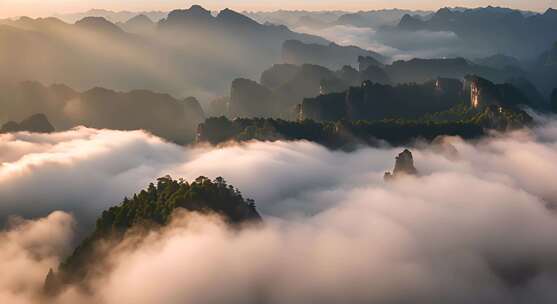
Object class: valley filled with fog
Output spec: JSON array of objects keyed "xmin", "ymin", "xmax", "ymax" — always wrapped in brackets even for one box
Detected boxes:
[
  {"xmin": 1, "ymin": 3, "xmax": 557, "ymax": 304},
  {"xmin": 3, "ymin": 116, "xmax": 557, "ymax": 303}
]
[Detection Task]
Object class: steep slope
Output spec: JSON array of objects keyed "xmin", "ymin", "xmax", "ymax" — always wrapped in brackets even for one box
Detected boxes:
[{"xmin": 384, "ymin": 149, "xmax": 418, "ymax": 181}]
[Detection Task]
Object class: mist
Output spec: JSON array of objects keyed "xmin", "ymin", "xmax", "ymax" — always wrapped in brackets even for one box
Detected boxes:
[
  {"xmin": 1, "ymin": 114, "xmax": 557, "ymax": 302},
  {"xmin": 294, "ymin": 24, "xmax": 490, "ymax": 61},
  {"xmin": 0, "ymin": 7, "xmax": 326, "ymax": 101}
]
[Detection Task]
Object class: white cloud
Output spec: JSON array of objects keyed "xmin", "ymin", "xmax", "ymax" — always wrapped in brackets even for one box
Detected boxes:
[{"xmin": 2, "ymin": 118, "xmax": 557, "ymax": 303}]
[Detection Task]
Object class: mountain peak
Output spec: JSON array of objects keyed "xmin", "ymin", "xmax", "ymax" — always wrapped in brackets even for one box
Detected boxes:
[
  {"xmin": 543, "ymin": 8, "xmax": 557, "ymax": 16},
  {"xmin": 384, "ymin": 149, "xmax": 418, "ymax": 181},
  {"xmin": 75, "ymin": 16, "xmax": 123, "ymax": 33},
  {"xmin": 217, "ymin": 8, "xmax": 259, "ymax": 26},
  {"xmin": 126, "ymin": 14, "xmax": 153, "ymax": 25},
  {"xmin": 161, "ymin": 5, "xmax": 215, "ymax": 27}
]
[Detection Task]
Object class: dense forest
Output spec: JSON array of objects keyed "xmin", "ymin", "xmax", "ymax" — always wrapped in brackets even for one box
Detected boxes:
[
  {"xmin": 44, "ymin": 176, "xmax": 261, "ymax": 294},
  {"xmin": 197, "ymin": 99, "xmax": 532, "ymax": 148}
]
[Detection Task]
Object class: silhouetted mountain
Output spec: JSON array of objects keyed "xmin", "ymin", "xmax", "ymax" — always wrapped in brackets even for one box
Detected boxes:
[
  {"xmin": 119, "ymin": 14, "xmax": 155, "ymax": 34},
  {"xmin": 301, "ymin": 78, "xmax": 465, "ymax": 121},
  {"xmin": 0, "ymin": 5, "xmax": 330, "ymax": 99},
  {"xmin": 228, "ymin": 64, "xmax": 376, "ymax": 118},
  {"xmin": 0, "ymin": 82, "xmax": 205, "ymax": 144},
  {"xmin": 384, "ymin": 149, "xmax": 418, "ymax": 181},
  {"xmin": 45, "ymin": 176, "xmax": 261, "ymax": 294},
  {"xmin": 282, "ymin": 39, "xmax": 386, "ymax": 70},
  {"xmin": 75, "ymin": 16, "xmax": 125, "ymax": 35},
  {"xmin": 245, "ymin": 10, "xmax": 345, "ymax": 29},
  {"xmin": 54, "ymin": 9, "xmax": 168, "ymax": 23},
  {"xmin": 398, "ymin": 7, "xmax": 557, "ymax": 58},
  {"xmin": 1, "ymin": 113, "xmax": 54, "ymax": 133},
  {"xmin": 226, "ymin": 56, "xmax": 526, "ymax": 120},
  {"xmin": 301, "ymin": 75, "xmax": 534, "ymax": 125},
  {"xmin": 337, "ymin": 9, "xmax": 432, "ymax": 28}
]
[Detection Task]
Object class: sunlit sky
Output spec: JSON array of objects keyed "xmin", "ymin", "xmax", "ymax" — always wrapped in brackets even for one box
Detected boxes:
[{"xmin": 0, "ymin": 0, "xmax": 556, "ymax": 18}]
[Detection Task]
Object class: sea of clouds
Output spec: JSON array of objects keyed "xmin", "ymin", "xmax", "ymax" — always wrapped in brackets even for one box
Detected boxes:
[{"xmin": 2, "ymin": 116, "xmax": 557, "ymax": 303}]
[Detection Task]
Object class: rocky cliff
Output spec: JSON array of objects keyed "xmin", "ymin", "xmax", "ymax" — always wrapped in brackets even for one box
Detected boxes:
[{"xmin": 384, "ymin": 149, "xmax": 418, "ymax": 180}]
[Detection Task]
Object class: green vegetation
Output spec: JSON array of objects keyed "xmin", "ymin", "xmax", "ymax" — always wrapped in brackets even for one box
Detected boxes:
[
  {"xmin": 198, "ymin": 101, "xmax": 532, "ymax": 148},
  {"xmin": 46, "ymin": 176, "xmax": 261, "ymax": 293},
  {"xmin": 198, "ymin": 116, "xmax": 485, "ymax": 148}
]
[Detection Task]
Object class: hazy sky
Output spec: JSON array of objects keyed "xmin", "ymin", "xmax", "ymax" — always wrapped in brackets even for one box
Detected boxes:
[{"xmin": 0, "ymin": 0, "xmax": 556, "ymax": 18}]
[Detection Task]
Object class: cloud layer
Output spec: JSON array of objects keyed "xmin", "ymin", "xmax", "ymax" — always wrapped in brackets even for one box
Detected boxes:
[
  {"xmin": 2, "ymin": 118, "xmax": 557, "ymax": 303},
  {"xmin": 294, "ymin": 24, "xmax": 487, "ymax": 61}
]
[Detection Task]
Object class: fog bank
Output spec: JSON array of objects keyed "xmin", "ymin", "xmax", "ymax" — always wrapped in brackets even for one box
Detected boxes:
[{"xmin": 1, "ymin": 117, "xmax": 557, "ymax": 303}]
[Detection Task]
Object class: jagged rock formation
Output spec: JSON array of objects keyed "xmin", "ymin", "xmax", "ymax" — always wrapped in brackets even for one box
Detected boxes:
[
  {"xmin": 229, "ymin": 64, "xmax": 361, "ymax": 119},
  {"xmin": 0, "ymin": 113, "xmax": 54, "ymax": 133},
  {"xmin": 384, "ymin": 149, "xmax": 418, "ymax": 180},
  {"xmin": 44, "ymin": 176, "xmax": 261, "ymax": 295},
  {"xmin": 229, "ymin": 62, "xmax": 402, "ymax": 119},
  {"xmin": 300, "ymin": 78, "xmax": 464, "ymax": 122},
  {"xmin": 282, "ymin": 39, "xmax": 386, "ymax": 70},
  {"xmin": 464, "ymin": 75, "xmax": 530, "ymax": 110}
]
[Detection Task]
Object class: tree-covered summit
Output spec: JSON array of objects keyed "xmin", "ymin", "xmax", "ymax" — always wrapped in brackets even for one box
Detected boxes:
[{"xmin": 45, "ymin": 176, "xmax": 261, "ymax": 294}]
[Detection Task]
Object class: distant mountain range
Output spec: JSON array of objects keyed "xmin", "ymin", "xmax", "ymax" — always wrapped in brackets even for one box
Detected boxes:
[
  {"xmin": 0, "ymin": 82, "xmax": 205, "ymax": 144},
  {"xmin": 398, "ymin": 6, "xmax": 557, "ymax": 59},
  {"xmin": 222, "ymin": 55, "xmax": 534, "ymax": 120},
  {"xmin": 245, "ymin": 9, "xmax": 432, "ymax": 29},
  {"xmin": 282, "ymin": 39, "xmax": 386, "ymax": 69},
  {"xmin": 54, "ymin": 8, "xmax": 168, "ymax": 23},
  {"xmin": 0, "ymin": 5, "xmax": 334, "ymax": 99}
]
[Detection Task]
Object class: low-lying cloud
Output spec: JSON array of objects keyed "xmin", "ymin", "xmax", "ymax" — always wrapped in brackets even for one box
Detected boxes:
[
  {"xmin": 2, "ymin": 117, "xmax": 557, "ymax": 303},
  {"xmin": 294, "ymin": 24, "xmax": 485, "ymax": 61}
]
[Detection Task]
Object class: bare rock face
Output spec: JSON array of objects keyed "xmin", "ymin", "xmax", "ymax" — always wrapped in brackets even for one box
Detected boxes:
[{"xmin": 384, "ymin": 149, "xmax": 418, "ymax": 181}]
